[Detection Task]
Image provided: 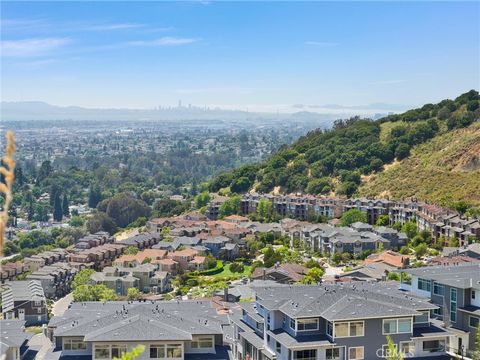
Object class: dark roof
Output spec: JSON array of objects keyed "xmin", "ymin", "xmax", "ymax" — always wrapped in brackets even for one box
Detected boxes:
[
  {"xmin": 403, "ymin": 264, "xmax": 480, "ymax": 289},
  {"xmin": 50, "ymin": 301, "xmax": 226, "ymax": 342},
  {"xmin": 0, "ymin": 320, "xmax": 33, "ymax": 356},
  {"xmin": 1, "ymin": 281, "xmax": 46, "ymax": 312},
  {"xmin": 254, "ymin": 282, "xmax": 435, "ymax": 321}
]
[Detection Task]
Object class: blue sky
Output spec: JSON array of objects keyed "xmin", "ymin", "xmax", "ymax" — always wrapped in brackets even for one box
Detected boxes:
[{"xmin": 1, "ymin": 1, "xmax": 479, "ymax": 113}]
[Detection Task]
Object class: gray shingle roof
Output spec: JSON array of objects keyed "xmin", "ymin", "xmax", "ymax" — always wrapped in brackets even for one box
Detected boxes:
[
  {"xmin": 1, "ymin": 280, "xmax": 46, "ymax": 312},
  {"xmin": 403, "ymin": 264, "xmax": 480, "ymax": 289},
  {"xmin": 50, "ymin": 301, "xmax": 225, "ymax": 342},
  {"xmin": 254, "ymin": 282, "xmax": 435, "ymax": 321}
]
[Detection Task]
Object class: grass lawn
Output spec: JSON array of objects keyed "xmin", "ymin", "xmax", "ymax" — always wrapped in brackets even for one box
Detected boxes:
[{"xmin": 209, "ymin": 262, "xmax": 253, "ymax": 279}]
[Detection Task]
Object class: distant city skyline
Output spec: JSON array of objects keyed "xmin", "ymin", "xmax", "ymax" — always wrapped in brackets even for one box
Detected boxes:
[{"xmin": 1, "ymin": 1, "xmax": 479, "ymax": 113}]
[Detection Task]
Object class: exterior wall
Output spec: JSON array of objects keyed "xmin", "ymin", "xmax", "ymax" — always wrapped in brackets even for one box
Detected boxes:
[{"xmin": 333, "ymin": 318, "xmax": 412, "ymax": 360}]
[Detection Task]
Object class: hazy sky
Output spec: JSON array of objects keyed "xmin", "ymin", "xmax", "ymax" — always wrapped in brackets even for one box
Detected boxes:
[{"xmin": 1, "ymin": 1, "xmax": 479, "ymax": 112}]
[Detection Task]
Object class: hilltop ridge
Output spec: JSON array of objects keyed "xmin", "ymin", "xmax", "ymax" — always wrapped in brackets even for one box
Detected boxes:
[{"xmin": 210, "ymin": 90, "xmax": 480, "ymax": 207}]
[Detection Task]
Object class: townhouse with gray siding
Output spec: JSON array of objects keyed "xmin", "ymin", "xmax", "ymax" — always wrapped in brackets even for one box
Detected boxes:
[
  {"xmin": 46, "ymin": 300, "xmax": 231, "ymax": 360},
  {"xmin": 231, "ymin": 283, "xmax": 451, "ymax": 360},
  {"xmin": 401, "ymin": 264, "xmax": 480, "ymax": 357}
]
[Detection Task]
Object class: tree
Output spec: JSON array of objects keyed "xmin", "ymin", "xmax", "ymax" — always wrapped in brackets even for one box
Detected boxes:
[
  {"xmin": 340, "ymin": 209, "xmax": 367, "ymax": 227},
  {"xmin": 194, "ymin": 192, "xmax": 211, "ymax": 209},
  {"xmin": 394, "ymin": 143, "xmax": 410, "ymax": 160},
  {"xmin": 385, "ymin": 335, "xmax": 404, "ymax": 359},
  {"xmin": 304, "ymin": 259, "xmax": 321, "ymax": 268},
  {"xmin": 62, "ymin": 194, "xmax": 70, "ymax": 217},
  {"xmin": 124, "ymin": 246, "xmax": 139, "ymax": 255},
  {"xmin": 401, "ymin": 220, "xmax": 418, "ymax": 240},
  {"xmin": 301, "ymin": 267, "xmax": 324, "ymax": 284},
  {"xmin": 229, "ymin": 262, "xmax": 245, "ymax": 273},
  {"xmin": 414, "ymin": 243, "xmax": 428, "ymax": 259},
  {"xmin": 72, "ymin": 269, "xmax": 96, "ymax": 290},
  {"xmin": 448, "ymin": 237, "xmax": 459, "ymax": 247},
  {"xmin": 68, "ymin": 216, "xmax": 84, "ymax": 227},
  {"xmin": 375, "ymin": 215, "xmax": 390, "ymax": 226},
  {"xmin": 306, "ymin": 177, "xmax": 332, "ymax": 195},
  {"xmin": 230, "ymin": 176, "xmax": 251, "ymax": 194},
  {"xmin": 256, "ymin": 199, "xmax": 274, "ymax": 222},
  {"xmin": 218, "ymin": 195, "xmax": 241, "ymax": 218},
  {"xmin": 387, "ymin": 272, "xmax": 400, "ymax": 281},
  {"xmin": 37, "ymin": 160, "xmax": 52, "ymax": 183},
  {"xmin": 88, "ymin": 184, "xmax": 103, "ymax": 209},
  {"xmin": 105, "ymin": 193, "xmax": 151, "ymax": 228},
  {"xmin": 127, "ymin": 287, "xmax": 141, "ymax": 300},
  {"xmin": 86, "ymin": 212, "xmax": 117, "ymax": 235},
  {"xmin": 53, "ymin": 192, "xmax": 63, "ymax": 222},
  {"xmin": 331, "ymin": 252, "xmax": 342, "ymax": 265}
]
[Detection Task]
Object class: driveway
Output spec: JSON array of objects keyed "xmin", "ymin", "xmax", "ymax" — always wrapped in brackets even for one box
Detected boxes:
[{"xmin": 52, "ymin": 292, "xmax": 73, "ymax": 317}]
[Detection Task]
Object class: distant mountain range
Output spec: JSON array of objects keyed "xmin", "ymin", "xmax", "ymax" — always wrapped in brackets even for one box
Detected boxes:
[{"xmin": 0, "ymin": 101, "xmax": 377, "ymax": 123}]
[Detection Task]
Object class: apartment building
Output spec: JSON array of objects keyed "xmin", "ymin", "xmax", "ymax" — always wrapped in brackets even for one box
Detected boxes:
[
  {"xmin": 300, "ymin": 223, "xmax": 407, "ymax": 256},
  {"xmin": 0, "ymin": 262, "xmax": 30, "ymax": 283},
  {"xmin": 67, "ymin": 244, "xmax": 125, "ymax": 271},
  {"xmin": 401, "ymin": 264, "xmax": 480, "ymax": 356},
  {"xmin": 89, "ymin": 264, "xmax": 171, "ymax": 295},
  {"xmin": 343, "ymin": 198, "xmax": 393, "ymax": 225},
  {"xmin": 75, "ymin": 232, "xmax": 114, "ymax": 251},
  {"xmin": 231, "ymin": 283, "xmax": 450, "ymax": 360},
  {"xmin": 1, "ymin": 280, "xmax": 48, "ymax": 325},
  {"xmin": 46, "ymin": 300, "xmax": 230, "ymax": 360},
  {"xmin": 26, "ymin": 262, "xmax": 77, "ymax": 298}
]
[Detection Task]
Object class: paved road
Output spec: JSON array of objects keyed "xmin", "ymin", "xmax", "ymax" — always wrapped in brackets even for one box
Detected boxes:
[{"xmin": 52, "ymin": 292, "xmax": 73, "ymax": 317}]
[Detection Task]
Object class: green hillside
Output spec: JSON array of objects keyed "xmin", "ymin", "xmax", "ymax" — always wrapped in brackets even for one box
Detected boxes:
[{"xmin": 210, "ymin": 90, "xmax": 480, "ymax": 206}]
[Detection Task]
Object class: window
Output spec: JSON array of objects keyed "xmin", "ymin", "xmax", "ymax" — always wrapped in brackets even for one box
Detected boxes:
[
  {"xmin": 450, "ymin": 288, "xmax": 457, "ymax": 323},
  {"xmin": 34, "ymin": 300, "xmax": 42, "ymax": 307},
  {"xmin": 275, "ymin": 341, "xmax": 282, "ymax": 354},
  {"xmin": 326, "ymin": 348, "xmax": 341, "ymax": 360},
  {"xmin": 166, "ymin": 344, "xmax": 182, "ymax": 358},
  {"xmin": 400, "ymin": 341, "xmax": 415, "ymax": 356},
  {"xmin": 150, "ymin": 345, "xmax": 165, "ymax": 359},
  {"xmin": 422, "ymin": 340, "xmax": 445, "ymax": 352},
  {"xmin": 470, "ymin": 316, "xmax": 479, "ymax": 328},
  {"xmin": 418, "ymin": 278, "xmax": 431, "ymax": 292},
  {"xmin": 94, "ymin": 345, "xmax": 110, "ymax": 359},
  {"xmin": 433, "ymin": 282, "xmax": 444, "ymax": 296},
  {"xmin": 414, "ymin": 311, "xmax": 429, "ymax": 324},
  {"xmin": 334, "ymin": 321, "xmax": 364, "ymax": 338},
  {"xmin": 432, "ymin": 308, "xmax": 443, "ymax": 317},
  {"xmin": 293, "ymin": 349, "xmax": 317, "ymax": 360},
  {"xmin": 290, "ymin": 318, "xmax": 296, "ymax": 330},
  {"xmin": 297, "ymin": 318, "xmax": 319, "ymax": 331},
  {"xmin": 64, "ymin": 339, "xmax": 87, "ymax": 351},
  {"xmin": 334, "ymin": 322, "xmax": 349, "ymax": 337},
  {"xmin": 191, "ymin": 336, "xmax": 213, "ymax": 349},
  {"xmin": 112, "ymin": 345, "xmax": 127, "ymax": 359},
  {"xmin": 383, "ymin": 319, "xmax": 397, "ymax": 334},
  {"xmin": 326, "ymin": 321, "xmax": 333, "ymax": 337},
  {"xmin": 37, "ymin": 308, "xmax": 43, "ymax": 314},
  {"xmin": 472, "ymin": 290, "xmax": 476, "ymax": 300},
  {"xmin": 348, "ymin": 347, "xmax": 364, "ymax": 360},
  {"xmin": 349, "ymin": 322, "xmax": 364, "ymax": 336},
  {"xmin": 383, "ymin": 318, "xmax": 412, "ymax": 335}
]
